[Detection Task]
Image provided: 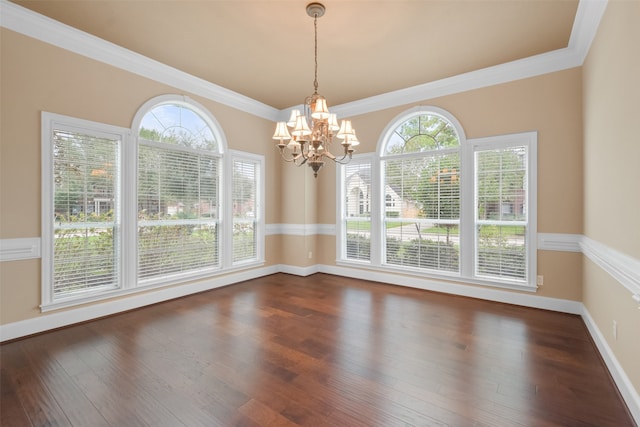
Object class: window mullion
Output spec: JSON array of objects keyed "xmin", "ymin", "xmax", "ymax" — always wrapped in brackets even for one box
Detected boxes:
[
  {"xmin": 122, "ymin": 133, "xmax": 137, "ymax": 289},
  {"xmin": 370, "ymin": 158, "xmax": 382, "ymax": 266},
  {"xmin": 459, "ymin": 136, "xmax": 475, "ymax": 279}
]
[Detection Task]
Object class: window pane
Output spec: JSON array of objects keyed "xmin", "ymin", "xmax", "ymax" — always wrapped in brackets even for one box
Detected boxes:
[
  {"xmin": 138, "ymin": 223, "xmax": 218, "ymax": 279},
  {"xmin": 475, "ymin": 145, "xmax": 529, "ymax": 283},
  {"xmin": 139, "ymin": 104, "xmax": 217, "ymax": 151},
  {"xmin": 346, "ymin": 219, "xmax": 371, "ymax": 261},
  {"xmin": 52, "ymin": 129, "xmax": 119, "ymax": 297},
  {"xmin": 343, "ymin": 161, "xmax": 371, "ymax": 261},
  {"xmin": 383, "ymin": 150, "xmax": 460, "ymax": 273},
  {"xmin": 476, "ymin": 147, "xmax": 527, "ymax": 221},
  {"xmin": 233, "ymin": 159, "xmax": 258, "ymax": 263},
  {"xmin": 385, "ymin": 114, "xmax": 459, "ymax": 155},
  {"xmin": 477, "ymin": 225, "xmax": 526, "ymax": 280},
  {"xmin": 384, "ymin": 154, "xmax": 461, "ymax": 221},
  {"xmin": 138, "ymin": 144, "xmax": 219, "ymax": 280},
  {"xmin": 384, "ymin": 221, "xmax": 459, "ymax": 272}
]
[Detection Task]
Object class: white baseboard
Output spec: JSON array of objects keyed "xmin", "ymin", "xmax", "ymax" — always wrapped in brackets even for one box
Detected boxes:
[
  {"xmin": 0, "ymin": 265, "xmax": 279, "ymax": 342},
  {"xmin": 319, "ymin": 264, "xmax": 583, "ymax": 314},
  {"xmin": 580, "ymin": 306, "xmax": 640, "ymax": 422},
  {"xmin": 275, "ymin": 263, "xmax": 321, "ymax": 277}
]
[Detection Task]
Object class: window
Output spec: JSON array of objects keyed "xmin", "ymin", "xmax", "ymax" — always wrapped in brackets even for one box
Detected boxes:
[
  {"xmin": 473, "ymin": 135, "xmax": 535, "ymax": 283},
  {"xmin": 337, "ymin": 106, "xmax": 537, "ymax": 289},
  {"xmin": 42, "ymin": 96, "xmax": 265, "ymax": 310},
  {"xmin": 381, "ymin": 112, "xmax": 461, "ymax": 273},
  {"xmin": 42, "ymin": 114, "xmax": 126, "ymax": 304},
  {"xmin": 339, "ymin": 156, "xmax": 373, "ymax": 262},
  {"xmin": 137, "ymin": 101, "xmax": 221, "ymax": 284},
  {"xmin": 231, "ymin": 152, "xmax": 264, "ymax": 265}
]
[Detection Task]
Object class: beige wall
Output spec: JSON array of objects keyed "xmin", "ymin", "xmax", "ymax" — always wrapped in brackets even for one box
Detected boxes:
[
  {"xmin": 582, "ymin": 0, "xmax": 640, "ymax": 395},
  {"xmin": 316, "ymin": 68, "xmax": 585, "ymax": 301},
  {"xmin": 0, "ymin": 29, "xmax": 281, "ymax": 324}
]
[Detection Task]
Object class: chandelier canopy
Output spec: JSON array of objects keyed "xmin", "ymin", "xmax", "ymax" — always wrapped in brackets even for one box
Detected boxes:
[{"xmin": 272, "ymin": 2, "xmax": 359, "ymax": 178}]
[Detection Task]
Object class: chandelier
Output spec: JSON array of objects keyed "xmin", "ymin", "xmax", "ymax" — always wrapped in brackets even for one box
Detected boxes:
[{"xmin": 272, "ymin": 2, "xmax": 359, "ymax": 178}]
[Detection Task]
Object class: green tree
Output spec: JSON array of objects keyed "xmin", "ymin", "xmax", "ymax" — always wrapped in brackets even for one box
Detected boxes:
[{"xmin": 416, "ymin": 154, "xmax": 460, "ymax": 243}]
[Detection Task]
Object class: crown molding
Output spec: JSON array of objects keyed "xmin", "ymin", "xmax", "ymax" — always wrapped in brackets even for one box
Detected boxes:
[
  {"xmin": 568, "ymin": 0, "xmax": 609, "ymax": 63},
  {"xmin": 1, "ymin": 0, "xmax": 607, "ymax": 122},
  {"xmin": 0, "ymin": 0, "xmax": 279, "ymax": 122}
]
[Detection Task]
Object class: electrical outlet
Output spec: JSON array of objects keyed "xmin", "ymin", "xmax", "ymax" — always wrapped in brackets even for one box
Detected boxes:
[
  {"xmin": 536, "ymin": 275, "xmax": 544, "ymax": 286},
  {"xmin": 308, "ymin": 251, "xmax": 313, "ymax": 259},
  {"xmin": 613, "ymin": 320, "xmax": 618, "ymax": 340}
]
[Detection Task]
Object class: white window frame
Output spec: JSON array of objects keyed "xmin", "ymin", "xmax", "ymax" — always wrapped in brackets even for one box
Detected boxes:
[
  {"xmin": 466, "ymin": 132, "xmax": 537, "ymax": 288},
  {"xmin": 132, "ymin": 95, "xmax": 226, "ymax": 288},
  {"xmin": 336, "ymin": 106, "xmax": 537, "ymax": 291},
  {"xmin": 41, "ymin": 112, "xmax": 131, "ymax": 310},
  {"xmin": 336, "ymin": 153, "xmax": 379, "ymax": 265},
  {"xmin": 227, "ymin": 150, "xmax": 265, "ymax": 268},
  {"xmin": 41, "ymin": 96, "xmax": 265, "ymax": 311}
]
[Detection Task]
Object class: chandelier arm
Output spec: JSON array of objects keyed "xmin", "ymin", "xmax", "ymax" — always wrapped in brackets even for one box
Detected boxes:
[
  {"xmin": 278, "ymin": 148, "xmax": 304, "ymax": 163},
  {"xmin": 331, "ymin": 156, "xmax": 353, "ymax": 165}
]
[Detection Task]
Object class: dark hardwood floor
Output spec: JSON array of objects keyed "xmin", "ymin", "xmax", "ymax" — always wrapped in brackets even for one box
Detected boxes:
[{"xmin": 1, "ymin": 273, "xmax": 635, "ymax": 426}]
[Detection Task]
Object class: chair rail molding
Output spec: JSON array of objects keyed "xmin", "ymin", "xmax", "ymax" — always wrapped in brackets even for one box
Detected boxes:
[
  {"xmin": 580, "ymin": 235, "xmax": 640, "ymax": 298},
  {"xmin": 0, "ymin": 237, "xmax": 41, "ymax": 262}
]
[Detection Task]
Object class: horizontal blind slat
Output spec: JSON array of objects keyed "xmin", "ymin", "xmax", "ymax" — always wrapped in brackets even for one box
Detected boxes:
[{"xmin": 52, "ymin": 128, "xmax": 119, "ymax": 298}]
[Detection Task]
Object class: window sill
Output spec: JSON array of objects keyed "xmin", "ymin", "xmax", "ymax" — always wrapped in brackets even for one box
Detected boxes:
[
  {"xmin": 40, "ymin": 261, "xmax": 265, "ymax": 313},
  {"xmin": 335, "ymin": 260, "xmax": 538, "ymax": 293}
]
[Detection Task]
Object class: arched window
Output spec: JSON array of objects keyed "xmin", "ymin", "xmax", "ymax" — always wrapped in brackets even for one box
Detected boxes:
[
  {"xmin": 133, "ymin": 96, "xmax": 225, "ymax": 283},
  {"xmin": 380, "ymin": 108, "xmax": 462, "ymax": 273},
  {"xmin": 41, "ymin": 96, "xmax": 264, "ymax": 310},
  {"xmin": 337, "ymin": 106, "xmax": 536, "ymax": 289}
]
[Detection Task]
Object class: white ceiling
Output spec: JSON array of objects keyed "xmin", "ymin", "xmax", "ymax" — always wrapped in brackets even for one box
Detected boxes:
[{"xmin": 9, "ymin": 0, "xmax": 581, "ymax": 111}]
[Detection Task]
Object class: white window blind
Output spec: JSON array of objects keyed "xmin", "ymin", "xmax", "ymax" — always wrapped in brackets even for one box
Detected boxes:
[
  {"xmin": 138, "ymin": 143, "xmax": 220, "ymax": 281},
  {"xmin": 52, "ymin": 128, "xmax": 120, "ymax": 298},
  {"xmin": 232, "ymin": 159, "xmax": 258, "ymax": 264},
  {"xmin": 383, "ymin": 153, "xmax": 460, "ymax": 272},
  {"xmin": 343, "ymin": 160, "xmax": 372, "ymax": 262},
  {"xmin": 475, "ymin": 145, "xmax": 528, "ymax": 282}
]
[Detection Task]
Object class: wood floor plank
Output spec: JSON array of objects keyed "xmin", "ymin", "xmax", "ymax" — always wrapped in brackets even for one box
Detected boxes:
[{"xmin": 0, "ymin": 273, "xmax": 635, "ymax": 426}]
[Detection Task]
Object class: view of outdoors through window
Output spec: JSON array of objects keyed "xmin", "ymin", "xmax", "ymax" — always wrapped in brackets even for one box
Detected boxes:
[
  {"xmin": 53, "ymin": 129, "xmax": 119, "ymax": 296},
  {"xmin": 344, "ymin": 112, "xmax": 528, "ymax": 282},
  {"xmin": 137, "ymin": 104, "xmax": 220, "ymax": 281}
]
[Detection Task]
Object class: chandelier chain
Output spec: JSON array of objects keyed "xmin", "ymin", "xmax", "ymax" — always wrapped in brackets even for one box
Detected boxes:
[{"xmin": 313, "ymin": 13, "xmax": 319, "ymax": 94}]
